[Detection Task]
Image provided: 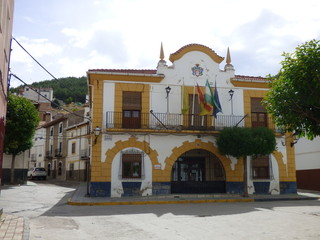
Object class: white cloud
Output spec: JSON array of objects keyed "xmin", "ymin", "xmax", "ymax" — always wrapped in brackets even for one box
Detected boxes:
[{"xmin": 10, "ymin": 0, "xmax": 320, "ymax": 87}]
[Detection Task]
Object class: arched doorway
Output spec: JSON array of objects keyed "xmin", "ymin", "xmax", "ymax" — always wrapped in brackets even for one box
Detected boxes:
[{"xmin": 171, "ymin": 149, "xmax": 226, "ymax": 194}]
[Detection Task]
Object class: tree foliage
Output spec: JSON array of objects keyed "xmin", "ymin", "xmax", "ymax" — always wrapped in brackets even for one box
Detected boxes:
[
  {"xmin": 216, "ymin": 127, "xmax": 276, "ymax": 196},
  {"xmin": 10, "ymin": 76, "xmax": 88, "ymax": 104},
  {"xmin": 264, "ymin": 39, "xmax": 320, "ymax": 139},
  {"xmin": 4, "ymin": 94, "xmax": 40, "ymax": 183},
  {"xmin": 217, "ymin": 127, "xmax": 276, "ymax": 157}
]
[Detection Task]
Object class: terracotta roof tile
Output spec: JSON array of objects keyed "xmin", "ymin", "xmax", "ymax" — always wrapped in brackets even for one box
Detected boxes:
[
  {"xmin": 88, "ymin": 69, "xmax": 157, "ymax": 74},
  {"xmin": 234, "ymin": 75, "xmax": 267, "ymax": 81}
]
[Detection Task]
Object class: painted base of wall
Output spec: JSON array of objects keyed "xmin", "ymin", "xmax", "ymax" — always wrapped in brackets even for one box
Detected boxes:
[
  {"xmin": 226, "ymin": 182, "xmax": 244, "ymax": 194},
  {"xmin": 89, "ymin": 181, "xmax": 297, "ymax": 197},
  {"xmin": 2, "ymin": 168, "xmax": 28, "ymax": 184},
  {"xmin": 296, "ymin": 169, "xmax": 320, "ymax": 191},
  {"xmin": 280, "ymin": 181, "xmax": 297, "ymax": 194},
  {"xmin": 90, "ymin": 182, "xmax": 111, "ymax": 197}
]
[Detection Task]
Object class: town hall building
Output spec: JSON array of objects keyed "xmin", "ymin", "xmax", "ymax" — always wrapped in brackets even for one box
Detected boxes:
[{"xmin": 87, "ymin": 43, "xmax": 297, "ymax": 197}]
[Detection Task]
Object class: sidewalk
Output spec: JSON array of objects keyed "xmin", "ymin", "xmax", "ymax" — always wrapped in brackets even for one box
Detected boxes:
[
  {"xmin": 67, "ymin": 183, "xmax": 320, "ymax": 206},
  {"xmin": 0, "ymin": 214, "xmax": 28, "ymax": 240}
]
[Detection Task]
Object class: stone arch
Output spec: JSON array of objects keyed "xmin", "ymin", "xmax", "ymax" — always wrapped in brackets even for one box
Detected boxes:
[
  {"xmin": 161, "ymin": 139, "xmax": 243, "ymax": 182},
  {"xmin": 104, "ymin": 136, "xmax": 159, "ymax": 180}
]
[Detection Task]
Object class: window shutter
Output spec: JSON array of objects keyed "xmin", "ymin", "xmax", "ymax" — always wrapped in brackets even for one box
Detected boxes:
[
  {"xmin": 251, "ymin": 98, "xmax": 267, "ymax": 113},
  {"xmin": 123, "ymin": 92, "xmax": 142, "ymax": 110}
]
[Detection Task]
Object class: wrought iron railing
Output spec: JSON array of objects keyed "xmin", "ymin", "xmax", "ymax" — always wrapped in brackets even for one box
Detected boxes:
[
  {"xmin": 46, "ymin": 151, "xmax": 53, "ymax": 159},
  {"xmin": 80, "ymin": 149, "xmax": 89, "ymax": 159},
  {"xmin": 105, "ymin": 111, "xmax": 281, "ymax": 132},
  {"xmin": 55, "ymin": 149, "xmax": 63, "ymax": 157}
]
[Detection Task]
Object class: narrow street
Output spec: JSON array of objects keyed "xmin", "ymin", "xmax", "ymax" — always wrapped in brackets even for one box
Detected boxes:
[{"xmin": 1, "ymin": 180, "xmax": 320, "ymax": 240}]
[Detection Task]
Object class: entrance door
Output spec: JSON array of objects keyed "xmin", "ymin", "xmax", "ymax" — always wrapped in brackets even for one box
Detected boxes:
[
  {"xmin": 171, "ymin": 157, "xmax": 205, "ymax": 193},
  {"xmin": 171, "ymin": 153, "xmax": 226, "ymax": 194}
]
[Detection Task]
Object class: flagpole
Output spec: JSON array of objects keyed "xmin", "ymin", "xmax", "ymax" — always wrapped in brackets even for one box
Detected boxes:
[{"xmin": 191, "ymin": 80, "xmax": 196, "ymax": 126}]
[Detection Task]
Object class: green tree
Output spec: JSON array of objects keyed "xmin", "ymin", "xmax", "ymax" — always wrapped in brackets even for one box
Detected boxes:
[
  {"xmin": 216, "ymin": 127, "xmax": 276, "ymax": 196},
  {"xmin": 264, "ymin": 39, "xmax": 320, "ymax": 139},
  {"xmin": 4, "ymin": 94, "xmax": 40, "ymax": 184}
]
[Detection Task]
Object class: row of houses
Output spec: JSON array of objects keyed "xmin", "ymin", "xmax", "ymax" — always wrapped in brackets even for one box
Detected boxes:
[{"xmin": 2, "ymin": 90, "xmax": 91, "ymax": 183}]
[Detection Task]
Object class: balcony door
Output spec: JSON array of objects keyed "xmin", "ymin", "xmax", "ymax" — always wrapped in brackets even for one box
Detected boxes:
[
  {"xmin": 122, "ymin": 91, "xmax": 141, "ymax": 129},
  {"xmin": 251, "ymin": 98, "xmax": 268, "ymax": 128}
]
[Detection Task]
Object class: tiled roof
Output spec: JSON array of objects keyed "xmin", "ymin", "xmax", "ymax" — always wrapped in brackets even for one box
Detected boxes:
[
  {"xmin": 234, "ymin": 75, "xmax": 267, "ymax": 81},
  {"xmin": 169, "ymin": 43, "xmax": 224, "ymax": 63},
  {"xmin": 88, "ymin": 69, "xmax": 157, "ymax": 74}
]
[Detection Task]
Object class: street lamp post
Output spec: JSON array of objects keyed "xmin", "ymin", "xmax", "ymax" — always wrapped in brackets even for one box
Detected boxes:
[
  {"xmin": 228, "ymin": 89, "xmax": 234, "ymax": 115},
  {"xmin": 165, "ymin": 86, "xmax": 171, "ymax": 113}
]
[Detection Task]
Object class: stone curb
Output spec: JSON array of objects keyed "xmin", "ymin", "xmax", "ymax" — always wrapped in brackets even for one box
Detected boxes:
[{"xmin": 67, "ymin": 196, "xmax": 320, "ymax": 206}]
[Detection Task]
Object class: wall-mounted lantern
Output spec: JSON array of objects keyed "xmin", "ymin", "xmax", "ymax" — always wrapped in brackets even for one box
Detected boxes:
[
  {"xmin": 228, "ymin": 89, "xmax": 234, "ymax": 115},
  {"xmin": 165, "ymin": 86, "xmax": 171, "ymax": 113},
  {"xmin": 93, "ymin": 126, "xmax": 101, "ymax": 145}
]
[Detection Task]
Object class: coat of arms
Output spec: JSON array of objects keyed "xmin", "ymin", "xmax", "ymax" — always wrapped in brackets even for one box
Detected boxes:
[{"xmin": 191, "ymin": 64, "xmax": 204, "ymax": 77}]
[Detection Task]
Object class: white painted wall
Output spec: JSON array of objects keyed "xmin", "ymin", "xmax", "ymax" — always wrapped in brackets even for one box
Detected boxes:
[{"xmin": 295, "ymin": 137, "xmax": 320, "ymax": 170}]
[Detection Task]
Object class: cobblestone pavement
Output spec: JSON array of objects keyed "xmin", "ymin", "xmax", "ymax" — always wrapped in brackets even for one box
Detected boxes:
[{"xmin": 0, "ymin": 214, "xmax": 28, "ymax": 240}]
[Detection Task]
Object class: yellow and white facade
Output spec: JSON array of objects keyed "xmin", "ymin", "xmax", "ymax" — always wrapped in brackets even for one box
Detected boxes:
[{"xmin": 87, "ymin": 44, "xmax": 297, "ymax": 197}]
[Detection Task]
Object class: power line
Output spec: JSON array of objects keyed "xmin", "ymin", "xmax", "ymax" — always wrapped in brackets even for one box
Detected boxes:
[
  {"xmin": 12, "ymin": 37, "xmax": 58, "ymax": 81},
  {"xmin": 10, "ymin": 73, "xmax": 91, "ymax": 121}
]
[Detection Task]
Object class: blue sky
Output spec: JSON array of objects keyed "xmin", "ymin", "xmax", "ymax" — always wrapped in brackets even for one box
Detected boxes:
[{"xmin": 9, "ymin": 0, "xmax": 320, "ymax": 87}]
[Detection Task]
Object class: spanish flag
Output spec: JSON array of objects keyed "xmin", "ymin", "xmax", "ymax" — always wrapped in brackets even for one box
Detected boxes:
[{"xmin": 196, "ymin": 83, "xmax": 212, "ymax": 115}]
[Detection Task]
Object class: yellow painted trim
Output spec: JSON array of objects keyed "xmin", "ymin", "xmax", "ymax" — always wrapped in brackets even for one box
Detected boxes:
[
  {"xmin": 99, "ymin": 136, "xmax": 160, "ymax": 181},
  {"xmin": 88, "ymin": 72, "xmax": 164, "ymax": 83},
  {"xmin": 231, "ymin": 80, "xmax": 269, "ymax": 89},
  {"xmin": 161, "ymin": 139, "xmax": 243, "ymax": 182},
  {"xmin": 169, "ymin": 44, "xmax": 224, "ymax": 64}
]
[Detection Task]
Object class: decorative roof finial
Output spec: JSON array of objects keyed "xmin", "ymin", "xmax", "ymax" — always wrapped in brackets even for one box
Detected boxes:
[
  {"xmin": 226, "ymin": 47, "xmax": 231, "ymax": 65},
  {"xmin": 157, "ymin": 42, "xmax": 167, "ymax": 70},
  {"xmin": 224, "ymin": 47, "xmax": 234, "ymax": 71},
  {"xmin": 160, "ymin": 42, "xmax": 164, "ymax": 60}
]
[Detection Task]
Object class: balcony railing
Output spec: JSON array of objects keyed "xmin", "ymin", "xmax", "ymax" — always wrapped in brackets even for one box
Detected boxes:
[
  {"xmin": 80, "ymin": 149, "xmax": 89, "ymax": 160},
  {"xmin": 106, "ymin": 111, "xmax": 282, "ymax": 132},
  {"xmin": 31, "ymin": 154, "xmax": 36, "ymax": 162},
  {"xmin": 55, "ymin": 149, "xmax": 63, "ymax": 157},
  {"xmin": 46, "ymin": 151, "xmax": 53, "ymax": 159}
]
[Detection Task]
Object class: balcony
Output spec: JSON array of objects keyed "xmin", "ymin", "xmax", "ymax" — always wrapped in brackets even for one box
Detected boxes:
[
  {"xmin": 46, "ymin": 151, "xmax": 53, "ymax": 159},
  {"xmin": 55, "ymin": 149, "xmax": 63, "ymax": 157},
  {"xmin": 80, "ymin": 149, "xmax": 89, "ymax": 160},
  {"xmin": 105, "ymin": 111, "xmax": 281, "ymax": 133},
  {"xmin": 31, "ymin": 154, "xmax": 36, "ymax": 162}
]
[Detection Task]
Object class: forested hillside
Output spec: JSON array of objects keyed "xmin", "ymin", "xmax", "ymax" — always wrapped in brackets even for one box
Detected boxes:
[{"xmin": 11, "ymin": 76, "xmax": 88, "ymax": 104}]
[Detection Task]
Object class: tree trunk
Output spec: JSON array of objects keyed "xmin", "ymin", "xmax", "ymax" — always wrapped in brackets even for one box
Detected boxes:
[
  {"xmin": 243, "ymin": 155, "xmax": 249, "ymax": 197},
  {"xmin": 10, "ymin": 154, "xmax": 16, "ymax": 184}
]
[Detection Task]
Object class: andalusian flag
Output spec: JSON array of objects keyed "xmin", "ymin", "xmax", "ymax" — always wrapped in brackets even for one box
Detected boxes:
[
  {"xmin": 196, "ymin": 83, "xmax": 212, "ymax": 115},
  {"xmin": 204, "ymin": 79, "xmax": 222, "ymax": 118},
  {"xmin": 181, "ymin": 81, "xmax": 189, "ymax": 114},
  {"xmin": 204, "ymin": 79, "xmax": 215, "ymax": 106}
]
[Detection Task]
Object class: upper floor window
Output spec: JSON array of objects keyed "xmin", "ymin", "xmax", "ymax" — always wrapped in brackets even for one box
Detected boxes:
[
  {"xmin": 122, "ymin": 91, "xmax": 141, "ymax": 129},
  {"xmin": 251, "ymin": 98, "xmax": 268, "ymax": 128},
  {"xmin": 71, "ymin": 142, "xmax": 76, "ymax": 154},
  {"xmin": 59, "ymin": 123, "xmax": 63, "ymax": 133},
  {"xmin": 50, "ymin": 127, "xmax": 54, "ymax": 136}
]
